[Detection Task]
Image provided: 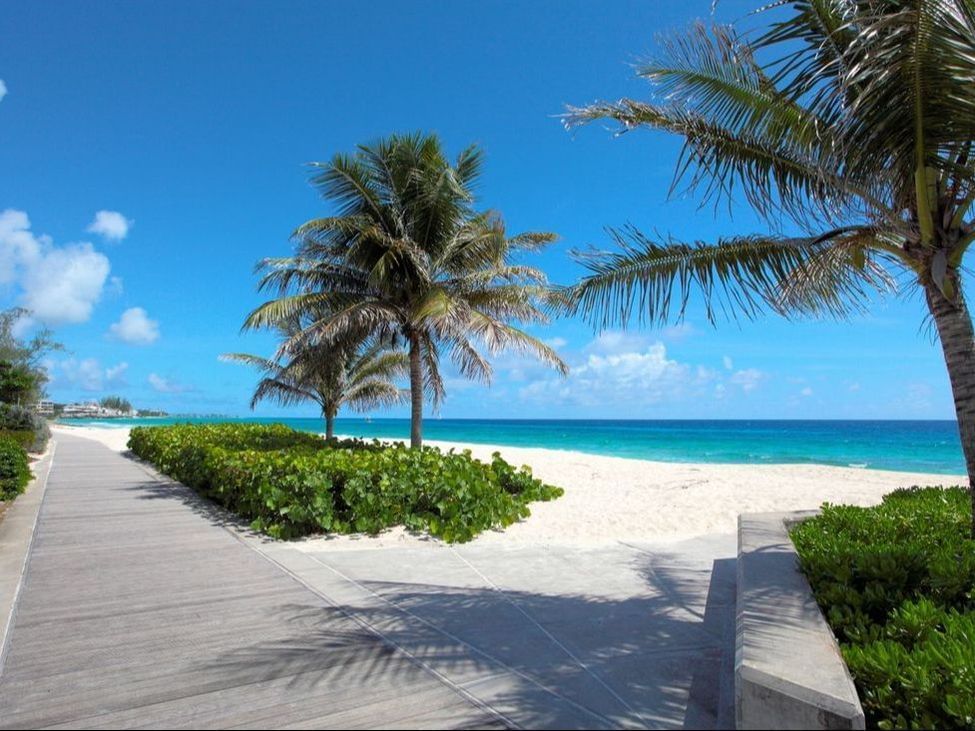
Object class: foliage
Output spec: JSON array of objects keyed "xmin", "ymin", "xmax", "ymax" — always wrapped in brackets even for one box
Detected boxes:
[
  {"xmin": 0, "ymin": 429, "xmax": 36, "ymax": 451},
  {"xmin": 223, "ymin": 332, "xmax": 408, "ymax": 437},
  {"xmin": 244, "ymin": 132, "xmax": 567, "ymax": 447},
  {"xmin": 0, "ymin": 404, "xmax": 49, "ymax": 453},
  {"xmin": 792, "ymin": 488, "xmax": 975, "ymax": 729},
  {"xmin": 0, "ymin": 308, "xmax": 63, "ymax": 404},
  {"xmin": 0, "ymin": 308, "xmax": 63, "ymax": 368},
  {"xmin": 0, "ymin": 361, "xmax": 42, "ymax": 405},
  {"xmin": 0, "ymin": 436, "xmax": 31, "ymax": 502},
  {"xmin": 100, "ymin": 395, "xmax": 132, "ymax": 412},
  {"xmin": 563, "ymin": 2, "xmax": 975, "ymax": 530},
  {"xmin": 128, "ymin": 423, "xmax": 562, "ymax": 542},
  {"xmin": 565, "ymin": 4, "xmax": 975, "ymax": 325}
]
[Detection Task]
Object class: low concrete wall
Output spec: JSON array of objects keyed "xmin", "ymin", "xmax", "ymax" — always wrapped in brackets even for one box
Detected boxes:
[{"xmin": 735, "ymin": 511, "xmax": 865, "ymax": 730}]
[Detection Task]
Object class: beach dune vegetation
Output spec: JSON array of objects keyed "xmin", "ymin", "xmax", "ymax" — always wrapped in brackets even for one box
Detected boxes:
[
  {"xmin": 128, "ymin": 423, "xmax": 563, "ymax": 542},
  {"xmin": 792, "ymin": 487, "xmax": 975, "ymax": 729},
  {"xmin": 566, "ymin": 0, "xmax": 975, "ymax": 534},
  {"xmin": 0, "ymin": 435, "xmax": 31, "ymax": 502}
]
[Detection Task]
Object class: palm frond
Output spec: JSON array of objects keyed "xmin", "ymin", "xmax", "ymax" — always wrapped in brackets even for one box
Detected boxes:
[
  {"xmin": 250, "ymin": 377, "xmax": 322, "ymax": 411},
  {"xmin": 568, "ymin": 226, "xmax": 892, "ymax": 328},
  {"xmin": 219, "ymin": 352, "xmax": 279, "ymax": 372},
  {"xmin": 342, "ymin": 380, "xmax": 408, "ymax": 411}
]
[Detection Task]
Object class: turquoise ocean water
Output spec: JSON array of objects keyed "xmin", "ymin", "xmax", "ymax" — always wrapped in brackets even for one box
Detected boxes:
[{"xmin": 58, "ymin": 417, "xmax": 966, "ymax": 476}]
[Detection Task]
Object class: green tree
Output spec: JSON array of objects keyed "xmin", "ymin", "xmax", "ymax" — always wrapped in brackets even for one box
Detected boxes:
[
  {"xmin": 0, "ymin": 308, "xmax": 63, "ymax": 404},
  {"xmin": 223, "ymin": 335, "xmax": 408, "ymax": 439},
  {"xmin": 246, "ymin": 132, "xmax": 567, "ymax": 447},
  {"xmin": 0, "ymin": 361, "xmax": 41, "ymax": 405},
  {"xmin": 566, "ymin": 1, "xmax": 975, "ymax": 531},
  {"xmin": 0, "ymin": 308, "xmax": 63, "ymax": 368},
  {"xmin": 100, "ymin": 396, "xmax": 132, "ymax": 413}
]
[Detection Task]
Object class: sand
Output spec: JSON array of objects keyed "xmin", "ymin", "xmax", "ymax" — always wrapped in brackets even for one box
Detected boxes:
[{"xmin": 51, "ymin": 423, "xmax": 965, "ymax": 548}]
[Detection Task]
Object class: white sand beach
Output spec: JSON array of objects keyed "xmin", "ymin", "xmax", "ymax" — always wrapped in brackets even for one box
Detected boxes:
[{"xmin": 52, "ymin": 423, "xmax": 964, "ymax": 548}]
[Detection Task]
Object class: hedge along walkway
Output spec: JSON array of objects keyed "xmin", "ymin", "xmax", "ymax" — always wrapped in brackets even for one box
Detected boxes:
[{"xmin": 0, "ymin": 433, "xmax": 505, "ymax": 730}]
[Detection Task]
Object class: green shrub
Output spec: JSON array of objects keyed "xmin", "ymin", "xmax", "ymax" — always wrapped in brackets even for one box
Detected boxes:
[
  {"xmin": 791, "ymin": 487, "xmax": 975, "ymax": 729},
  {"xmin": 0, "ymin": 429, "xmax": 36, "ymax": 451},
  {"xmin": 0, "ymin": 404, "xmax": 49, "ymax": 453},
  {"xmin": 0, "ymin": 436, "xmax": 31, "ymax": 501},
  {"xmin": 128, "ymin": 423, "xmax": 562, "ymax": 541}
]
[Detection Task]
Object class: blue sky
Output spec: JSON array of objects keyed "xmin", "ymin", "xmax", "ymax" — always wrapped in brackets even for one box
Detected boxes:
[{"xmin": 0, "ymin": 0, "xmax": 955, "ymax": 420}]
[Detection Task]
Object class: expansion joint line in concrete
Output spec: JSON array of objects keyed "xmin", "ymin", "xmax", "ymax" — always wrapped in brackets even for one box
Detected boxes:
[
  {"xmin": 242, "ymin": 544, "xmax": 519, "ymax": 731},
  {"xmin": 120, "ymin": 454, "xmax": 518, "ymax": 730},
  {"xmin": 300, "ymin": 551, "xmax": 622, "ymax": 730},
  {"xmin": 446, "ymin": 546, "xmax": 637, "ymax": 718}
]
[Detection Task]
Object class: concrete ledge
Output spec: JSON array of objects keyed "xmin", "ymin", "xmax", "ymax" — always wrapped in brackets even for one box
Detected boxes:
[
  {"xmin": 0, "ymin": 442, "xmax": 55, "ymax": 671},
  {"xmin": 735, "ymin": 511, "xmax": 864, "ymax": 730}
]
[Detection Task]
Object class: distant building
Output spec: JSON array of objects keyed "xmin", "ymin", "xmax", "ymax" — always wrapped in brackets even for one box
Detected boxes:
[
  {"xmin": 35, "ymin": 400, "xmax": 55, "ymax": 416},
  {"xmin": 60, "ymin": 402, "xmax": 132, "ymax": 419}
]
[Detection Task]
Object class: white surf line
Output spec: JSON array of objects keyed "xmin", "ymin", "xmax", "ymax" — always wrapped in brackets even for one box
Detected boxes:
[
  {"xmin": 447, "ymin": 545, "xmax": 638, "ymax": 719},
  {"xmin": 301, "ymin": 551, "xmax": 624, "ymax": 730}
]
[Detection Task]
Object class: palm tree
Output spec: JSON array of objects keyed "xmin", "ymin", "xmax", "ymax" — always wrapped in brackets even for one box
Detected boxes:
[
  {"xmin": 565, "ymin": 1, "xmax": 975, "ymax": 531},
  {"xmin": 245, "ymin": 132, "xmax": 567, "ymax": 448},
  {"xmin": 223, "ymin": 335, "xmax": 408, "ymax": 440}
]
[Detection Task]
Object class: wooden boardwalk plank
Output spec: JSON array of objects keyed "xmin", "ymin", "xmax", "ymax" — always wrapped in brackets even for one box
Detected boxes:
[{"xmin": 0, "ymin": 435, "xmax": 502, "ymax": 730}]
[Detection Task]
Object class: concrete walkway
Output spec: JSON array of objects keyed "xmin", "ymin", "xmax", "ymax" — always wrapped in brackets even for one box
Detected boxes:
[
  {"xmin": 260, "ymin": 535, "xmax": 737, "ymax": 729},
  {"xmin": 0, "ymin": 434, "xmax": 736, "ymax": 729},
  {"xmin": 0, "ymin": 435, "xmax": 503, "ymax": 729}
]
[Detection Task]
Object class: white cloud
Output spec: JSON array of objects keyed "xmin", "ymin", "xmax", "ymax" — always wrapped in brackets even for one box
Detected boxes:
[
  {"xmin": 521, "ymin": 340, "xmax": 714, "ymax": 408},
  {"xmin": 86, "ymin": 210, "xmax": 132, "ymax": 242},
  {"xmin": 105, "ymin": 362, "xmax": 129, "ymax": 384},
  {"xmin": 660, "ymin": 322, "xmax": 697, "ymax": 340},
  {"xmin": 0, "ymin": 80, "xmax": 6, "ymax": 104},
  {"xmin": 108, "ymin": 307, "xmax": 160, "ymax": 345},
  {"xmin": 148, "ymin": 373, "xmax": 191, "ymax": 393},
  {"xmin": 722, "ymin": 355, "xmax": 734, "ymax": 371},
  {"xmin": 0, "ymin": 209, "xmax": 111, "ymax": 325},
  {"xmin": 584, "ymin": 330, "xmax": 653, "ymax": 355},
  {"xmin": 729, "ymin": 368, "xmax": 765, "ymax": 392},
  {"xmin": 21, "ymin": 243, "xmax": 110, "ymax": 324},
  {"xmin": 0, "ymin": 209, "xmax": 42, "ymax": 283},
  {"xmin": 55, "ymin": 358, "xmax": 128, "ymax": 391},
  {"xmin": 800, "ymin": 386, "xmax": 814, "ymax": 397},
  {"xmin": 848, "ymin": 382, "xmax": 861, "ymax": 392},
  {"xmin": 544, "ymin": 337, "xmax": 568, "ymax": 349}
]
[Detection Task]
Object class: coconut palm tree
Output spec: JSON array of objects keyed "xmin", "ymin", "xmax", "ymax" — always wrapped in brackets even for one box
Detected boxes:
[
  {"xmin": 565, "ymin": 1, "xmax": 975, "ymax": 530},
  {"xmin": 245, "ymin": 132, "xmax": 567, "ymax": 448},
  {"xmin": 222, "ymin": 335, "xmax": 408, "ymax": 440}
]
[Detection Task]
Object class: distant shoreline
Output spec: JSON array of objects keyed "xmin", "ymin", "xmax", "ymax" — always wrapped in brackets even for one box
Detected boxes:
[
  {"xmin": 53, "ymin": 415, "xmax": 966, "ymax": 474},
  {"xmin": 54, "ymin": 423, "xmax": 965, "ymax": 548}
]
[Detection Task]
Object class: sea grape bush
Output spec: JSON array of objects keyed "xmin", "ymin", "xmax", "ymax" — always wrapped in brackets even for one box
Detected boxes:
[
  {"xmin": 791, "ymin": 487, "xmax": 975, "ymax": 729},
  {"xmin": 0, "ymin": 403, "xmax": 49, "ymax": 453},
  {"xmin": 128, "ymin": 423, "xmax": 562, "ymax": 542},
  {"xmin": 0, "ymin": 429, "xmax": 37, "ymax": 451},
  {"xmin": 0, "ymin": 435, "xmax": 31, "ymax": 501}
]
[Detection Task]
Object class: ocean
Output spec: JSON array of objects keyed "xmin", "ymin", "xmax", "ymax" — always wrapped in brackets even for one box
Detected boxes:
[{"xmin": 58, "ymin": 417, "xmax": 967, "ymax": 476}]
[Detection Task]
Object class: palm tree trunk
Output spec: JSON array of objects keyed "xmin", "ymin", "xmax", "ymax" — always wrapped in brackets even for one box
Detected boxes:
[
  {"xmin": 925, "ymin": 280, "xmax": 975, "ymax": 536},
  {"xmin": 408, "ymin": 333, "xmax": 423, "ymax": 449},
  {"xmin": 324, "ymin": 409, "xmax": 335, "ymax": 440}
]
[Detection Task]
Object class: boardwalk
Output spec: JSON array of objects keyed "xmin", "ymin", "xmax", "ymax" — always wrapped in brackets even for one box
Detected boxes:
[{"xmin": 0, "ymin": 434, "xmax": 502, "ymax": 729}]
